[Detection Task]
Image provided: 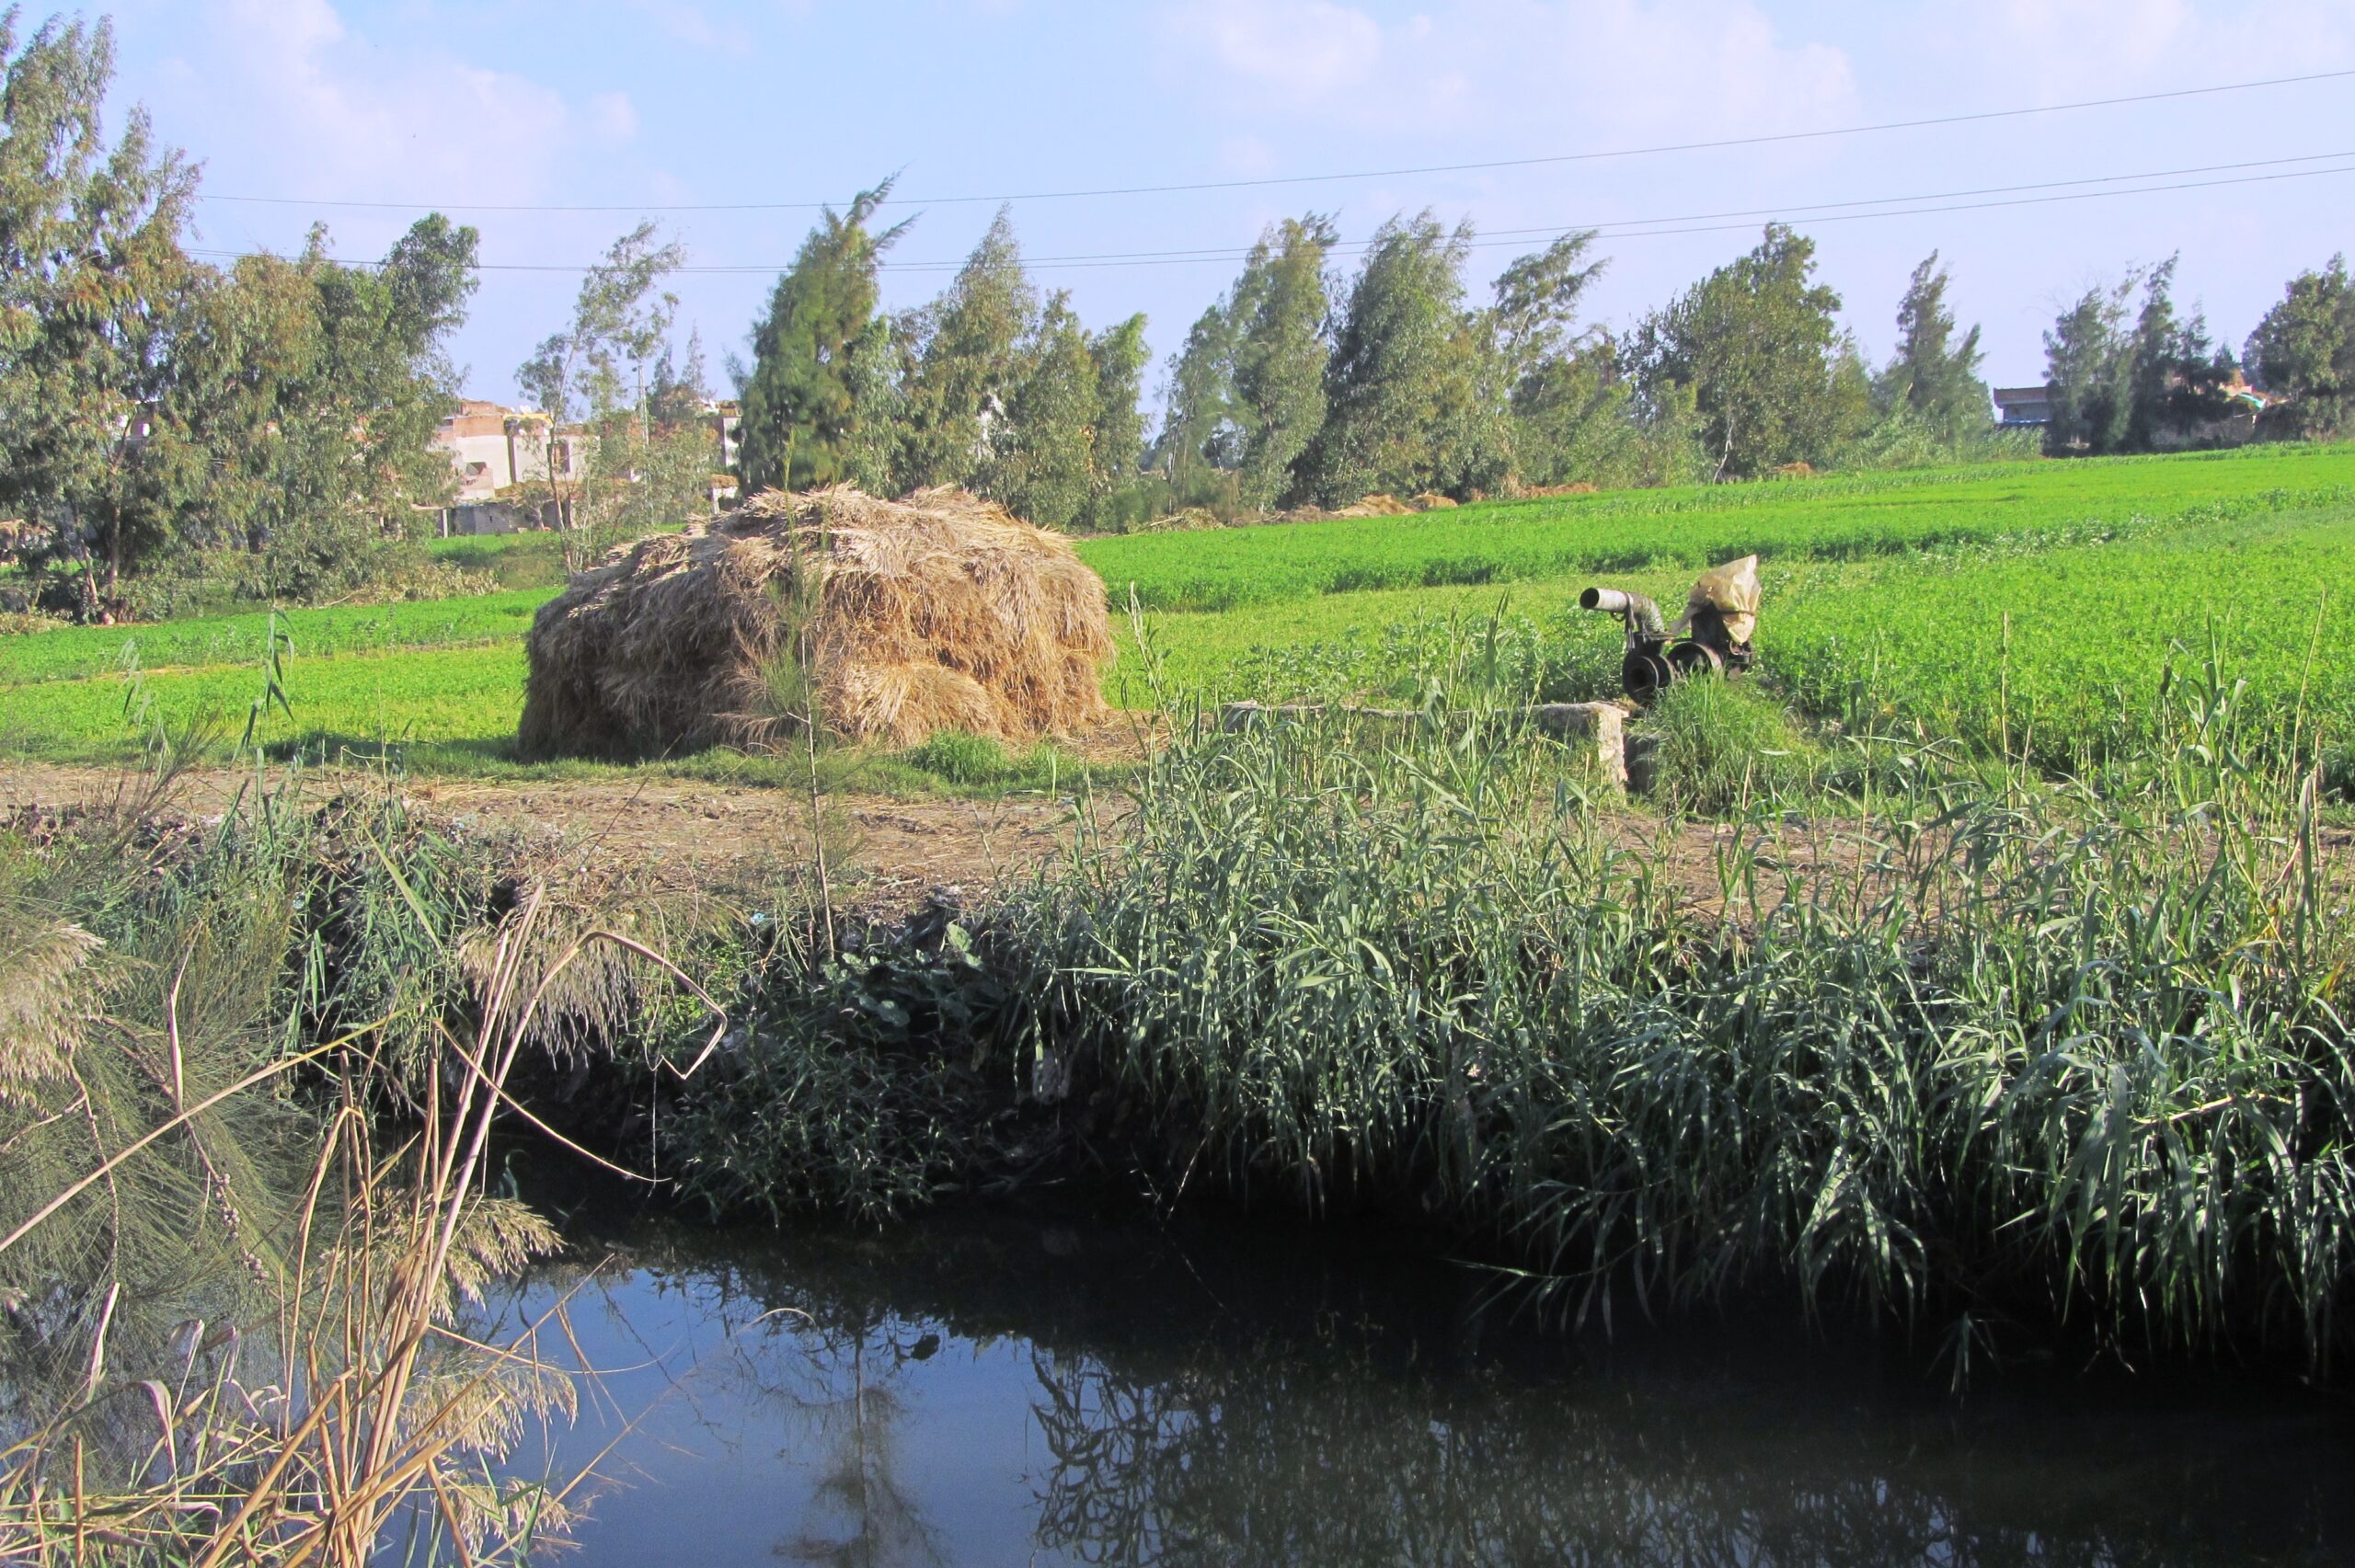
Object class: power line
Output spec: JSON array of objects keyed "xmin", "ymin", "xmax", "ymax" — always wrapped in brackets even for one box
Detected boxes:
[
  {"xmin": 884, "ymin": 149, "xmax": 2355, "ymax": 271},
  {"xmin": 192, "ymin": 66, "xmax": 2355, "ymax": 216},
  {"xmin": 188, "ymin": 152, "xmax": 2355, "ymax": 278}
]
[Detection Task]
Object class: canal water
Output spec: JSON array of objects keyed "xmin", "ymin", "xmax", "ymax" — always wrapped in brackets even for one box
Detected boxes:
[{"xmin": 480, "ymin": 1208, "xmax": 2355, "ymax": 1566}]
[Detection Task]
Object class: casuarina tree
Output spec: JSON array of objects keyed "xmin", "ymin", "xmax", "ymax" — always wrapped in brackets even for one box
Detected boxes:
[
  {"xmin": 516, "ymin": 222, "xmax": 686, "ymax": 566},
  {"xmin": 1290, "ymin": 211, "xmax": 1474, "ymax": 506},
  {"xmin": 989, "ymin": 292, "xmax": 1100, "ymax": 529},
  {"xmin": 2043, "ymin": 276, "xmax": 2136, "ymax": 454},
  {"xmin": 1149, "ymin": 298, "xmax": 1239, "ymax": 489},
  {"xmin": 1631, "ymin": 224, "xmax": 1853, "ymax": 480},
  {"xmin": 1149, "ymin": 213, "xmax": 1335, "ymax": 510},
  {"xmin": 898, "ymin": 208, "xmax": 1036, "ymax": 492},
  {"xmin": 1226, "ymin": 215, "xmax": 1337, "ymax": 509},
  {"xmin": 1877, "ymin": 251, "xmax": 1989, "ymax": 441},
  {"xmin": 737, "ymin": 178, "xmax": 912, "ymax": 494}
]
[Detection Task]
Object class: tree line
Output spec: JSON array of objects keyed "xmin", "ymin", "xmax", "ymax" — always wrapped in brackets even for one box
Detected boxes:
[
  {"xmin": 736, "ymin": 191, "xmax": 2017, "ymax": 524},
  {"xmin": 0, "ymin": 17, "xmax": 482, "ymax": 615},
  {"xmin": 6, "ymin": 13, "xmax": 2355, "ymax": 618},
  {"xmin": 736, "ymin": 187, "xmax": 2355, "ymax": 528}
]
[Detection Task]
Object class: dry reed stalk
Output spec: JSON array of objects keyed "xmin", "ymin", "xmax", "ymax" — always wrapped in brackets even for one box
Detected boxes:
[{"xmin": 0, "ymin": 886, "xmax": 724, "ymax": 1566}]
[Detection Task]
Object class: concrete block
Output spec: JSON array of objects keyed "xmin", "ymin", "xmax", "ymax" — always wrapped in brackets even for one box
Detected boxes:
[{"xmin": 1530, "ymin": 702, "xmax": 1627, "ymax": 789}]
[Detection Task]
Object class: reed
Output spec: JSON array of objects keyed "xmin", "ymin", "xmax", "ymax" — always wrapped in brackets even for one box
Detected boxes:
[
  {"xmin": 0, "ymin": 769, "xmax": 718, "ymax": 1563},
  {"xmin": 989, "ymin": 648, "xmax": 2355, "ymax": 1368}
]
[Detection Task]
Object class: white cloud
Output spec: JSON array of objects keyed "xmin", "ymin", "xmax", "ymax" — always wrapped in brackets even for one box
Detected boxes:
[
  {"xmin": 1163, "ymin": 0, "xmax": 1386, "ymax": 97},
  {"xmin": 1155, "ymin": 0, "xmax": 1857, "ymax": 143},
  {"xmin": 632, "ymin": 1, "xmax": 757, "ymax": 52},
  {"xmin": 1220, "ymin": 134, "xmax": 1278, "ymax": 176},
  {"xmin": 139, "ymin": 0, "xmax": 620, "ymax": 207},
  {"xmin": 587, "ymin": 90, "xmax": 640, "ymax": 144},
  {"xmin": 1887, "ymin": 0, "xmax": 2355, "ymax": 98}
]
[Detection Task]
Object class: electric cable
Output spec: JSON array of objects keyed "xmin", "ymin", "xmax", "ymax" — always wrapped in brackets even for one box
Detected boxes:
[{"xmin": 191, "ymin": 66, "xmax": 2355, "ymax": 215}]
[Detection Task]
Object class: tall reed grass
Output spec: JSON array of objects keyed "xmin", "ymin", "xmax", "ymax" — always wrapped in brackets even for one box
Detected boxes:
[
  {"xmin": 0, "ymin": 764, "xmax": 721, "ymax": 1563},
  {"xmin": 972, "ymin": 650, "xmax": 2355, "ymax": 1370},
  {"xmin": 663, "ymin": 635, "xmax": 2355, "ymax": 1368}
]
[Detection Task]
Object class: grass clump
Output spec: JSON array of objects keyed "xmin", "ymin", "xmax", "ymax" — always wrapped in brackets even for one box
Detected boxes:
[
  {"xmin": 901, "ymin": 728, "xmax": 1013, "ymax": 784},
  {"xmin": 1636, "ymin": 677, "xmax": 1822, "ymax": 814},
  {"xmin": 927, "ymin": 650, "xmax": 2355, "ymax": 1374},
  {"xmin": 889, "ymin": 728, "xmax": 1077, "ymax": 792}
]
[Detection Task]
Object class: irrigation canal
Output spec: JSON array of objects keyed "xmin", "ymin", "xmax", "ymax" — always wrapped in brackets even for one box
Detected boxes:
[{"xmin": 472, "ymin": 1206, "xmax": 2355, "ymax": 1566}]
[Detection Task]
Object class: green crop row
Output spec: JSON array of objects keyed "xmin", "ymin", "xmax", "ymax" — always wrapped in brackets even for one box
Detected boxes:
[
  {"xmin": 1768, "ymin": 511, "xmax": 2355, "ymax": 786},
  {"xmin": 1074, "ymin": 444, "xmax": 2355, "ymax": 612},
  {"xmin": 1, "ymin": 644, "xmax": 530, "ymax": 765},
  {"xmin": 0, "ymin": 589, "xmax": 551, "ymax": 686}
]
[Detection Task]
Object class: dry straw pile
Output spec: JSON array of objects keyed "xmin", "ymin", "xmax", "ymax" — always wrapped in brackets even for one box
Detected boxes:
[{"xmin": 517, "ymin": 486, "xmax": 1112, "ymax": 759}]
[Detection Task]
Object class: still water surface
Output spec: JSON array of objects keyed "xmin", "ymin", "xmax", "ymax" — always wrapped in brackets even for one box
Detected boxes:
[{"xmin": 483, "ymin": 1211, "xmax": 2355, "ymax": 1566}]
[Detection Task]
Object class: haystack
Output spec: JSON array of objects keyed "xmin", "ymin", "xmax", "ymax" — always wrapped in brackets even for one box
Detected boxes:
[
  {"xmin": 1333, "ymin": 492, "xmax": 1419, "ymax": 518},
  {"xmin": 516, "ymin": 486, "xmax": 1112, "ymax": 760}
]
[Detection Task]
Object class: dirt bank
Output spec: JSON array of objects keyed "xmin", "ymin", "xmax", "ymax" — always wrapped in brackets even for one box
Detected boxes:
[
  {"xmin": 10, "ymin": 758, "xmax": 2341, "ymax": 925},
  {"xmin": 0, "ymin": 761, "xmax": 1090, "ymax": 913}
]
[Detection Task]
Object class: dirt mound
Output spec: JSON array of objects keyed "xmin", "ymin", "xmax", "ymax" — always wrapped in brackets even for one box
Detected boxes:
[
  {"xmin": 518, "ymin": 486, "xmax": 1112, "ymax": 760},
  {"xmin": 1125, "ymin": 506, "xmax": 1225, "ymax": 533}
]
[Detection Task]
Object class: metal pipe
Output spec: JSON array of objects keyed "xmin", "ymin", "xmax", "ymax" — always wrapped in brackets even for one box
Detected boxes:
[{"xmin": 1579, "ymin": 586, "xmax": 1665, "ymax": 638}]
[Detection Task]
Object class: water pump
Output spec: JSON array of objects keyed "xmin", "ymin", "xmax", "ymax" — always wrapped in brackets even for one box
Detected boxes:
[{"xmin": 1580, "ymin": 555, "xmax": 1760, "ymax": 704}]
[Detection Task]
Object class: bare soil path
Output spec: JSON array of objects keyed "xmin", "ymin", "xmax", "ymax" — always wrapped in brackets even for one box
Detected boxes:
[
  {"xmin": 10, "ymin": 758, "xmax": 2343, "ymax": 926},
  {"xmin": 0, "ymin": 761, "xmax": 1092, "ymax": 910}
]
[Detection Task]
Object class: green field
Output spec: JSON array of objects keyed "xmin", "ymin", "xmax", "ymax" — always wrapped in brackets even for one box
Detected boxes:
[
  {"xmin": 1771, "ymin": 512, "xmax": 2355, "ymax": 784},
  {"xmin": 1081, "ymin": 445, "xmax": 2355, "ymax": 611},
  {"xmin": 5, "ymin": 446, "xmax": 2353, "ymax": 789},
  {"xmin": 2, "ymin": 590, "xmax": 548, "ymax": 685}
]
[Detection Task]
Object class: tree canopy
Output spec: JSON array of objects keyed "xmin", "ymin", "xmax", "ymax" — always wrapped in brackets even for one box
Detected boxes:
[
  {"xmin": 1291, "ymin": 212, "xmax": 1478, "ymax": 505},
  {"xmin": 736, "ymin": 179, "xmax": 910, "ymax": 494},
  {"xmin": 1631, "ymin": 224, "xmax": 1861, "ymax": 480},
  {"xmin": 2246, "ymin": 255, "xmax": 2352, "ymax": 438},
  {"xmin": 1877, "ymin": 252, "xmax": 1988, "ymax": 440}
]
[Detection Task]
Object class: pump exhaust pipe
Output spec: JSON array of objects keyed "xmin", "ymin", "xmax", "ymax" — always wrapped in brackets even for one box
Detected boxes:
[
  {"xmin": 1579, "ymin": 586, "xmax": 1665, "ymax": 636},
  {"xmin": 1581, "ymin": 586, "xmax": 1675, "ymax": 703}
]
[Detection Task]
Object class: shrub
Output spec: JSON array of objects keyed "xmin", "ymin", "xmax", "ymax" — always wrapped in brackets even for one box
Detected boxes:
[
  {"xmin": 1636, "ymin": 677, "xmax": 1821, "ymax": 814},
  {"xmin": 902, "ymin": 728, "xmax": 1015, "ymax": 785}
]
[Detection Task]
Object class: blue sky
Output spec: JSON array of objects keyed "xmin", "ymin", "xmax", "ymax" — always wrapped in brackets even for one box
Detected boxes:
[{"xmin": 100, "ymin": 0, "xmax": 2355, "ymax": 408}]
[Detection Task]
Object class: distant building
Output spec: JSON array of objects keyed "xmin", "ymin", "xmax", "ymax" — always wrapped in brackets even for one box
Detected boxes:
[
  {"xmin": 1991, "ymin": 374, "xmax": 2280, "ymax": 448},
  {"xmin": 2217, "ymin": 371, "xmax": 2278, "ymax": 416},
  {"xmin": 430, "ymin": 400, "xmax": 590, "ymax": 534},
  {"xmin": 430, "ymin": 395, "xmax": 747, "ymax": 536},
  {"xmin": 707, "ymin": 399, "xmax": 741, "ymax": 473},
  {"xmin": 1991, "ymin": 385, "xmax": 2052, "ymax": 428}
]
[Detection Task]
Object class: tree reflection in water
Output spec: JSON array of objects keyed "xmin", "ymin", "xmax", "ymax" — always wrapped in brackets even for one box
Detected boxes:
[
  {"xmin": 781, "ymin": 1335, "xmax": 943, "ymax": 1568},
  {"xmin": 1021, "ymin": 1342, "xmax": 2220, "ymax": 1568},
  {"xmin": 529, "ymin": 1216, "xmax": 2352, "ymax": 1568},
  {"xmin": 718, "ymin": 1295, "xmax": 948, "ymax": 1568}
]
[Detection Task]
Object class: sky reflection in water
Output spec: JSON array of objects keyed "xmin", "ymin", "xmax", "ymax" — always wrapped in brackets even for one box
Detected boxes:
[{"xmin": 478, "ymin": 1214, "xmax": 2355, "ymax": 1567}]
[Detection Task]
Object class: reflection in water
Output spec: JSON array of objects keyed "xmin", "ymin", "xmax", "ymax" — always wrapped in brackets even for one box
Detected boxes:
[
  {"xmin": 488, "ymin": 1214, "xmax": 2355, "ymax": 1568},
  {"xmin": 780, "ymin": 1333, "xmax": 943, "ymax": 1566}
]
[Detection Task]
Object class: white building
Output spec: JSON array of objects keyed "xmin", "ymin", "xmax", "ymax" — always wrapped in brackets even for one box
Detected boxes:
[
  {"xmin": 429, "ymin": 396, "xmax": 748, "ymax": 536},
  {"xmin": 429, "ymin": 401, "xmax": 590, "ymax": 533}
]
